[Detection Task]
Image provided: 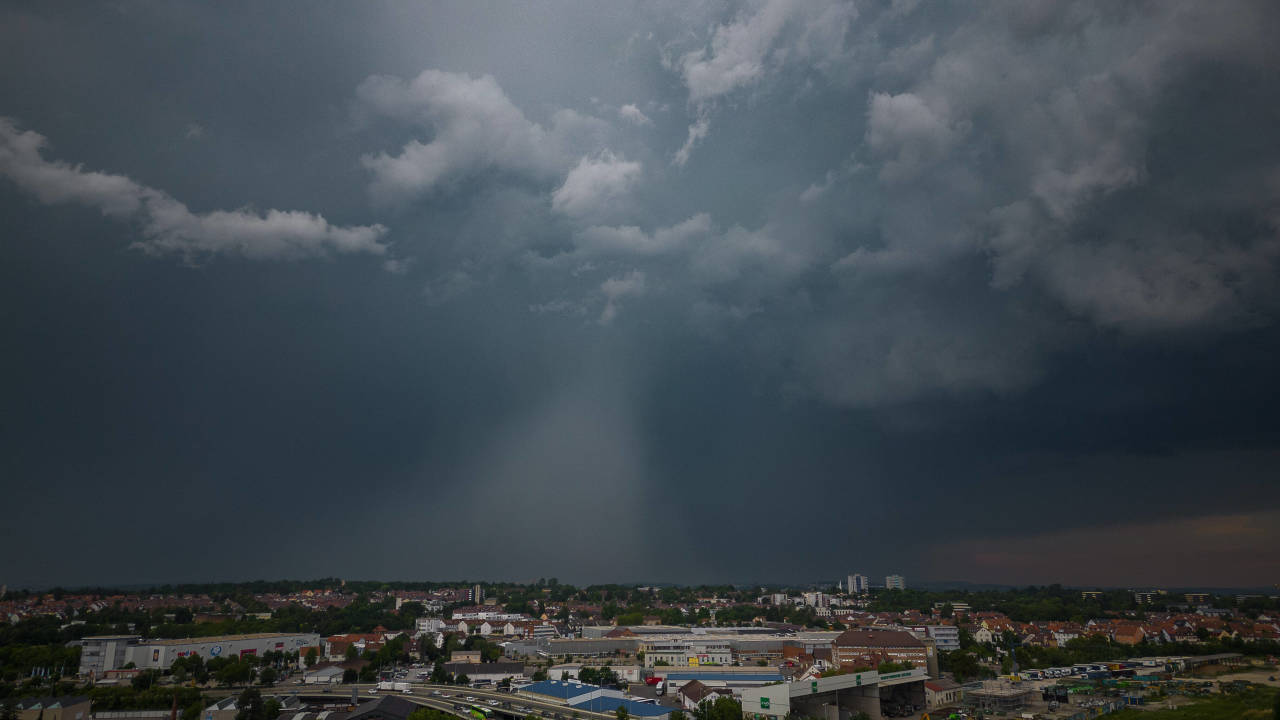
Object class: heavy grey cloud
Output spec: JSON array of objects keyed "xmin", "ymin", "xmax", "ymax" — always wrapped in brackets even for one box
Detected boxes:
[{"xmin": 3, "ymin": 0, "xmax": 1280, "ymax": 588}]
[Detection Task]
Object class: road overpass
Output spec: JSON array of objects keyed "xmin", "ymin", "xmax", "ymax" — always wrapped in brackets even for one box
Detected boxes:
[
  {"xmin": 223, "ymin": 683, "xmax": 620, "ymax": 720},
  {"xmin": 740, "ymin": 668, "xmax": 930, "ymax": 720}
]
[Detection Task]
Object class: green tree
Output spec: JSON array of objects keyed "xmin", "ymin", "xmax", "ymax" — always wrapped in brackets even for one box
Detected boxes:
[
  {"xmin": 258, "ymin": 667, "xmax": 277, "ymax": 686},
  {"xmin": 693, "ymin": 697, "xmax": 741, "ymax": 720},
  {"xmin": 342, "ymin": 669, "xmax": 358, "ymax": 684},
  {"xmin": 217, "ymin": 660, "xmax": 253, "ymax": 686},
  {"xmin": 615, "ymin": 706, "xmax": 629, "ymax": 720},
  {"xmin": 264, "ymin": 699, "xmax": 281, "ymax": 720},
  {"xmin": 345, "ymin": 645, "xmax": 360, "ymax": 662},
  {"xmin": 305, "ymin": 648, "xmax": 318, "ymax": 668},
  {"xmin": 234, "ymin": 688, "xmax": 264, "ymax": 720},
  {"xmin": 668, "ymin": 712, "xmax": 686, "ymax": 720},
  {"xmin": 182, "ymin": 701, "xmax": 205, "ymax": 720},
  {"xmin": 131, "ymin": 670, "xmax": 157, "ymax": 690}
]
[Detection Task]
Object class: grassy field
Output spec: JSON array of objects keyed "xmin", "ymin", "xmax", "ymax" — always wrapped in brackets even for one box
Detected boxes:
[
  {"xmin": 1187, "ymin": 663, "xmax": 1279, "ymax": 678},
  {"xmin": 1106, "ymin": 685, "xmax": 1278, "ymax": 719}
]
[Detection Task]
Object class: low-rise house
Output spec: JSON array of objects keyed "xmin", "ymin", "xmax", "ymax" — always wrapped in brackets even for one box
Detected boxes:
[
  {"xmin": 925, "ymin": 679, "xmax": 963, "ymax": 709},
  {"xmin": 12, "ymin": 697, "xmax": 90, "ymax": 720},
  {"xmin": 677, "ymin": 680, "xmax": 734, "ymax": 711}
]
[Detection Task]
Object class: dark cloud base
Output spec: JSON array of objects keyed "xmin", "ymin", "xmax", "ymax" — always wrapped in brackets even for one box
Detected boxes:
[{"xmin": 3, "ymin": 0, "xmax": 1280, "ymax": 588}]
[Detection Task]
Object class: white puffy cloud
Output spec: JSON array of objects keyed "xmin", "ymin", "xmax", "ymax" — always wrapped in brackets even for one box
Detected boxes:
[
  {"xmin": 0, "ymin": 118, "xmax": 388, "ymax": 261},
  {"xmin": 617, "ymin": 104, "xmax": 652, "ymax": 126},
  {"xmin": 551, "ymin": 151, "xmax": 642, "ymax": 219},
  {"xmin": 679, "ymin": 0, "xmax": 798, "ymax": 105},
  {"xmin": 672, "ymin": 0, "xmax": 857, "ymax": 164},
  {"xmin": 575, "ymin": 213, "xmax": 712, "ymax": 258},
  {"xmin": 865, "ymin": 92, "xmax": 962, "ymax": 183},
  {"xmin": 599, "ymin": 270, "xmax": 646, "ymax": 325},
  {"xmin": 357, "ymin": 69, "xmax": 608, "ymax": 204}
]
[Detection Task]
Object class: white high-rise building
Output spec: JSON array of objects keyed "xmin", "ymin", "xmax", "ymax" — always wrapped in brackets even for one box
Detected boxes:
[
  {"xmin": 885, "ymin": 575, "xmax": 906, "ymax": 590},
  {"xmin": 847, "ymin": 574, "xmax": 870, "ymax": 594}
]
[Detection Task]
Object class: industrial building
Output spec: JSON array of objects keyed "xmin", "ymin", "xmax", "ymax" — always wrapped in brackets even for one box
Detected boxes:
[
  {"xmin": 74, "ymin": 632, "xmax": 320, "ymax": 674},
  {"xmin": 440, "ymin": 661, "xmax": 526, "ymax": 683},
  {"xmin": 639, "ymin": 639, "xmax": 731, "ymax": 667},
  {"xmin": 73, "ymin": 635, "xmax": 140, "ymax": 678},
  {"xmin": 518, "ymin": 681, "xmax": 671, "ymax": 719}
]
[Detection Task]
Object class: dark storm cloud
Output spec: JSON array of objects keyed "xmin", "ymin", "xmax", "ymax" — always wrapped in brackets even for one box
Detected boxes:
[{"xmin": 3, "ymin": 0, "xmax": 1280, "ymax": 589}]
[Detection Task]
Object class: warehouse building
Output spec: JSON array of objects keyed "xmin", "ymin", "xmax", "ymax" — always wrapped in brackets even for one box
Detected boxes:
[
  {"xmin": 75, "ymin": 633, "xmax": 321, "ymax": 672},
  {"xmin": 518, "ymin": 681, "xmax": 670, "ymax": 719},
  {"xmin": 73, "ymin": 635, "xmax": 141, "ymax": 677}
]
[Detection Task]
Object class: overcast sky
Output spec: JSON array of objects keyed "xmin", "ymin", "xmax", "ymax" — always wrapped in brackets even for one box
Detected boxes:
[{"xmin": 3, "ymin": 1, "xmax": 1280, "ymax": 591}]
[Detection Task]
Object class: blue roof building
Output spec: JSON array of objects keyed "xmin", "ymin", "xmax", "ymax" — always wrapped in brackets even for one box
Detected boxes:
[{"xmin": 520, "ymin": 680, "xmax": 601, "ymax": 702}]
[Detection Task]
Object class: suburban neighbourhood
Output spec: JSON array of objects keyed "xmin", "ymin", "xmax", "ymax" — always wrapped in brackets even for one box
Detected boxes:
[{"xmin": 1, "ymin": 580, "xmax": 1278, "ymax": 720}]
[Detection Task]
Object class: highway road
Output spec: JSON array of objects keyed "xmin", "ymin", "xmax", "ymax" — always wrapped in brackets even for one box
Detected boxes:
[{"xmin": 273, "ymin": 682, "xmax": 618, "ymax": 720}]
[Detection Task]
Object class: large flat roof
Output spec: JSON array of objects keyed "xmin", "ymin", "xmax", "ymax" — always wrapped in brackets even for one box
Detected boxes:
[
  {"xmin": 665, "ymin": 673, "xmax": 782, "ymax": 682},
  {"xmin": 143, "ymin": 632, "xmax": 316, "ymax": 645},
  {"xmin": 521, "ymin": 680, "xmax": 599, "ymax": 701}
]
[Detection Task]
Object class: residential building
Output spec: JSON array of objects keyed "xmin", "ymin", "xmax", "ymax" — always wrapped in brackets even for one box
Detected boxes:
[
  {"xmin": 885, "ymin": 576, "xmax": 906, "ymax": 591},
  {"xmin": 907, "ymin": 625, "xmax": 959, "ymax": 651},
  {"xmin": 803, "ymin": 592, "xmax": 829, "ymax": 609},
  {"xmin": 846, "ymin": 575, "xmax": 870, "ymax": 595},
  {"xmin": 11, "ymin": 697, "xmax": 89, "ymax": 720},
  {"xmin": 1133, "ymin": 591, "xmax": 1165, "ymax": 605},
  {"xmin": 676, "ymin": 680, "xmax": 734, "ymax": 711},
  {"xmin": 831, "ymin": 629, "xmax": 928, "ymax": 669},
  {"xmin": 415, "ymin": 617, "xmax": 446, "ymax": 634}
]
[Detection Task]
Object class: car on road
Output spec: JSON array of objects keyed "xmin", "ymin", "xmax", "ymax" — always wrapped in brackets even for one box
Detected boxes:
[{"xmin": 487, "ymin": 701, "xmax": 498, "ymax": 706}]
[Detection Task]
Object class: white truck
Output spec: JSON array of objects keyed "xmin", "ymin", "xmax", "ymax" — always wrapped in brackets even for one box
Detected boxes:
[{"xmin": 376, "ymin": 681, "xmax": 413, "ymax": 693}]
